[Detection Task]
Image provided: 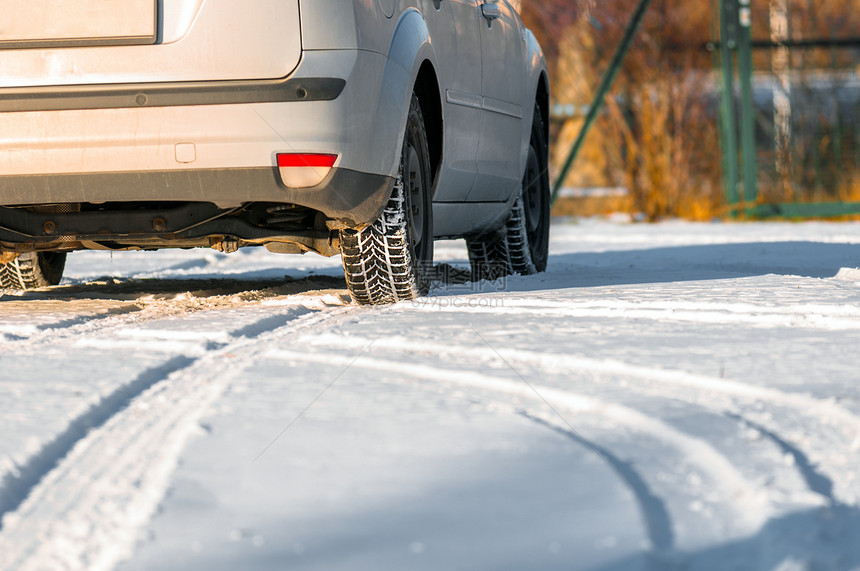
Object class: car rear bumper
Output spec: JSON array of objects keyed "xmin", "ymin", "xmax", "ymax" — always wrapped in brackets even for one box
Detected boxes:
[
  {"xmin": 0, "ymin": 49, "xmax": 398, "ymax": 227},
  {"xmin": 0, "ymin": 167, "xmax": 393, "ymax": 229}
]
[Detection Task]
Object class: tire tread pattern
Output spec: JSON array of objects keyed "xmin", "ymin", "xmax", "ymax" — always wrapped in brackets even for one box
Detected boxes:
[
  {"xmin": 466, "ymin": 102, "xmax": 548, "ymax": 280},
  {"xmin": 0, "ymin": 252, "xmax": 66, "ymax": 290},
  {"xmin": 466, "ymin": 196, "xmax": 536, "ymax": 281},
  {"xmin": 340, "ymin": 181, "xmax": 421, "ymax": 305}
]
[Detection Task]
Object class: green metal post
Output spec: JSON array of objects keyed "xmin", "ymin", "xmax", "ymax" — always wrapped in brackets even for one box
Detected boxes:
[
  {"xmin": 834, "ymin": 110, "xmax": 844, "ymax": 196},
  {"xmin": 736, "ymin": 0, "xmax": 759, "ymax": 204},
  {"xmin": 813, "ymin": 123, "xmax": 822, "ymax": 193},
  {"xmin": 551, "ymin": 0, "xmax": 654, "ymax": 203},
  {"xmin": 719, "ymin": 0, "xmax": 741, "ymax": 207}
]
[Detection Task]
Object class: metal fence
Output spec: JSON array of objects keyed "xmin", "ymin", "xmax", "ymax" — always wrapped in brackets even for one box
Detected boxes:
[{"xmin": 717, "ymin": 0, "xmax": 860, "ymax": 218}]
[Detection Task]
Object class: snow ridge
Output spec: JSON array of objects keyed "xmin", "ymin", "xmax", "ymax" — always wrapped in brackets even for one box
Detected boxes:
[
  {"xmin": 413, "ymin": 298, "xmax": 860, "ymax": 330},
  {"xmin": 0, "ymin": 304, "xmax": 348, "ymax": 571}
]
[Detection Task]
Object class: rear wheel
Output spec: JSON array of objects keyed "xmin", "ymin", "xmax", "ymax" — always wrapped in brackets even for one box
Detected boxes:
[
  {"xmin": 339, "ymin": 94, "xmax": 434, "ymax": 305},
  {"xmin": 0, "ymin": 252, "xmax": 67, "ymax": 290},
  {"xmin": 467, "ymin": 103, "xmax": 550, "ymax": 280}
]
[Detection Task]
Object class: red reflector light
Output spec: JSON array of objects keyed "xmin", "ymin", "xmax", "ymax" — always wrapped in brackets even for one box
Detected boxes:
[
  {"xmin": 277, "ymin": 153, "xmax": 337, "ymax": 168},
  {"xmin": 276, "ymin": 153, "xmax": 338, "ymax": 188}
]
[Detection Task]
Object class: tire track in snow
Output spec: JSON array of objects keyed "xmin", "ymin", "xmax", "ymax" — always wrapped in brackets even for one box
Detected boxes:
[
  {"xmin": 0, "ymin": 303, "xmax": 354, "ymax": 571},
  {"xmin": 35, "ymin": 304, "xmax": 145, "ymax": 332},
  {"xmin": 266, "ymin": 348, "xmax": 772, "ymax": 540},
  {"xmin": 0, "ymin": 277, "xmax": 350, "ymax": 349},
  {"xmin": 522, "ymin": 413, "xmax": 677, "ymax": 562},
  {"xmin": 412, "ymin": 298, "xmax": 860, "ymax": 330},
  {"xmin": 310, "ymin": 334, "xmax": 860, "ymax": 505},
  {"xmin": 0, "ymin": 356, "xmax": 196, "ymax": 529},
  {"xmin": 305, "ymin": 333, "xmax": 860, "ymax": 438},
  {"xmin": 726, "ymin": 413, "xmax": 836, "ymax": 504},
  {"xmin": 0, "ymin": 303, "xmax": 145, "ymax": 342}
]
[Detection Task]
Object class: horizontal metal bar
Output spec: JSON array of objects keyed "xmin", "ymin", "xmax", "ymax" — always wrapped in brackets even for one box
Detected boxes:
[
  {"xmin": 706, "ymin": 38, "xmax": 860, "ymax": 51},
  {"xmin": 737, "ymin": 202, "xmax": 860, "ymax": 219}
]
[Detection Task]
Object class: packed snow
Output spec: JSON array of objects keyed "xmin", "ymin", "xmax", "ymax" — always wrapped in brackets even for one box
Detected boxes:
[{"xmin": 1, "ymin": 219, "xmax": 860, "ymax": 571}]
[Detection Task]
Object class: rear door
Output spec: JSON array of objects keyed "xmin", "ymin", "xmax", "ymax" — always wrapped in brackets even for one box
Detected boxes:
[
  {"xmin": 1, "ymin": 0, "xmax": 158, "ymax": 49},
  {"xmin": 468, "ymin": 0, "xmax": 526, "ymax": 202},
  {"xmin": 0, "ymin": 0, "xmax": 302, "ymax": 88}
]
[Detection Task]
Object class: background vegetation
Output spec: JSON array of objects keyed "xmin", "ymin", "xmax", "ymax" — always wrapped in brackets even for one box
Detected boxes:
[{"xmin": 517, "ymin": 0, "xmax": 860, "ymax": 220}]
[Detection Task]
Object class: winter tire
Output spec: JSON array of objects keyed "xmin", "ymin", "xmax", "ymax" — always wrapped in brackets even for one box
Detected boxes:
[
  {"xmin": 340, "ymin": 94, "xmax": 434, "ymax": 305},
  {"xmin": 467, "ymin": 103, "xmax": 550, "ymax": 280},
  {"xmin": 0, "ymin": 252, "xmax": 67, "ymax": 290}
]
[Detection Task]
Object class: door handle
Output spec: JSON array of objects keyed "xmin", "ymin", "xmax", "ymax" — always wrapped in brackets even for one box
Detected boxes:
[{"xmin": 481, "ymin": 3, "xmax": 501, "ymax": 22}]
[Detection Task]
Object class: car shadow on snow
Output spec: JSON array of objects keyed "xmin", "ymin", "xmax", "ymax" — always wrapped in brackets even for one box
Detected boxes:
[
  {"xmin": 589, "ymin": 503, "xmax": 860, "ymax": 571},
  {"xmin": 121, "ymin": 441, "xmax": 654, "ymax": 571},
  {"xmin": 3, "ymin": 241, "xmax": 857, "ymax": 302},
  {"xmin": 0, "ymin": 274, "xmax": 350, "ymax": 303},
  {"xmin": 430, "ymin": 241, "xmax": 860, "ymax": 297},
  {"xmin": 553, "ymin": 241, "xmax": 860, "ymax": 284}
]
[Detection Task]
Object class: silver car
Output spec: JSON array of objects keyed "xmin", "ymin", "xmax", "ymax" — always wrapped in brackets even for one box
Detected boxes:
[{"xmin": 0, "ymin": 0, "xmax": 549, "ymax": 304}]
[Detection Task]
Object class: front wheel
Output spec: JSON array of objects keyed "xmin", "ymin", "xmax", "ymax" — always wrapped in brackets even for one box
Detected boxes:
[
  {"xmin": 467, "ymin": 103, "xmax": 550, "ymax": 280},
  {"xmin": 339, "ymin": 94, "xmax": 434, "ymax": 305},
  {"xmin": 0, "ymin": 252, "xmax": 67, "ymax": 290}
]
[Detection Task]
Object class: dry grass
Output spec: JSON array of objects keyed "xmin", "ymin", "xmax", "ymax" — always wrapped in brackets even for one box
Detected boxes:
[{"xmin": 551, "ymin": 195, "xmax": 634, "ymax": 218}]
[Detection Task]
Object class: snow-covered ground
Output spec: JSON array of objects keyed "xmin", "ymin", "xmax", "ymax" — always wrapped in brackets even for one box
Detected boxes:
[{"xmin": 2, "ymin": 219, "xmax": 860, "ymax": 571}]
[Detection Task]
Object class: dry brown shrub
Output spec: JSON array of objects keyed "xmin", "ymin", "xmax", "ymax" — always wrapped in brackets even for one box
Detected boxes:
[{"xmin": 521, "ymin": 0, "xmax": 723, "ymax": 220}]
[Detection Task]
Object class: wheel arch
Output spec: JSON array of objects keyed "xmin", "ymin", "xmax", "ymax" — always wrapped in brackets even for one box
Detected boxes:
[
  {"xmin": 412, "ymin": 60, "xmax": 443, "ymax": 192},
  {"xmin": 521, "ymin": 29, "xmax": 551, "ymax": 172},
  {"xmin": 374, "ymin": 9, "xmax": 441, "ymax": 183},
  {"xmin": 536, "ymin": 71, "xmax": 550, "ymax": 145}
]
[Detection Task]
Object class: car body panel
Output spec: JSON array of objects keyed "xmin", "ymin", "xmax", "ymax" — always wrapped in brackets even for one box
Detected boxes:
[
  {"xmin": 0, "ymin": 0, "xmax": 548, "ymax": 251},
  {"xmin": 0, "ymin": 0, "xmax": 158, "ymax": 49},
  {"xmin": 0, "ymin": 50, "xmax": 391, "ymax": 210}
]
